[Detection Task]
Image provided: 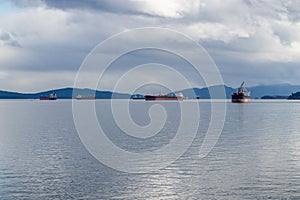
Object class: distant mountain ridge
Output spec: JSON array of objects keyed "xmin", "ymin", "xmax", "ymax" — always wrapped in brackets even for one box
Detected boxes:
[
  {"xmin": 180, "ymin": 84, "xmax": 300, "ymax": 99},
  {"xmin": 1, "ymin": 84, "xmax": 300, "ymax": 99},
  {"xmin": 179, "ymin": 85, "xmax": 235, "ymax": 99},
  {"xmin": 0, "ymin": 88, "xmax": 130, "ymax": 99},
  {"xmin": 248, "ymin": 84, "xmax": 300, "ymax": 98}
]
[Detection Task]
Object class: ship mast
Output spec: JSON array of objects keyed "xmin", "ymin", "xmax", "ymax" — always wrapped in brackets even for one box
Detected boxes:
[{"xmin": 238, "ymin": 81, "xmax": 245, "ymax": 93}]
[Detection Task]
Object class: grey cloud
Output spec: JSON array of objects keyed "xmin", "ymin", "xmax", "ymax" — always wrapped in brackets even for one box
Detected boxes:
[
  {"xmin": 272, "ymin": 24, "xmax": 299, "ymax": 46},
  {"xmin": 0, "ymin": 32, "xmax": 10, "ymax": 40},
  {"xmin": 249, "ymin": 0, "xmax": 300, "ymax": 23},
  {"xmin": 10, "ymin": 0, "xmax": 44, "ymax": 7},
  {"xmin": 44, "ymin": 0, "xmax": 140, "ymax": 13},
  {"xmin": 283, "ymin": 0, "xmax": 300, "ymax": 22},
  {"xmin": 11, "ymin": 0, "xmax": 162, "ymax": 18},
  {"xmin": 0, "ymin": 31, "xmax": 21, "ymax": 47}
]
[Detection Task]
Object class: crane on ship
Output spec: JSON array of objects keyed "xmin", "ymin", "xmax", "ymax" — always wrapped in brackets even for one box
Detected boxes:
[{"xmin": 238, "ymin": 81, "xmax": 245, "ymax": 93}]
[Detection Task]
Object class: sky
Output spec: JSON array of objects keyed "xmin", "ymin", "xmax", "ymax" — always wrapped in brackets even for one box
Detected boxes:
[{"xmin": 0, "ymin": 0, "xmax": 300, "ymax": 93}]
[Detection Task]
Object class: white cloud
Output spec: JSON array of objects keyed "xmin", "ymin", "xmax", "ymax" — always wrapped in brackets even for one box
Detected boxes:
[{"xmin": 136, "ymin": 0, "xmax": 203, "ymax": 18}]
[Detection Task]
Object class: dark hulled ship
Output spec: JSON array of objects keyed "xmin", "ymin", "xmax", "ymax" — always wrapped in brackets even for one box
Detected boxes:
[
  {"xmin": 75, "ymin": 95, "xmax": 96, "ymax": 100},
  {"xmin": 231, "ymin": 82, "xmax": 250, "ymax": 103},
  {"xmin": 40, "ymin": 93, "xmax": 57, "ymax": 100},
  {"xmin": 145, "ymin": 92, "xmax": 184, "ymax": 101}
]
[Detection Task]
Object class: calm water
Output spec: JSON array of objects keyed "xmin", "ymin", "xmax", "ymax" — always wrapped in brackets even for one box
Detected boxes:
[{"xmin": 1, "ymin": 100, "xmax": 300, "ymax": 199}]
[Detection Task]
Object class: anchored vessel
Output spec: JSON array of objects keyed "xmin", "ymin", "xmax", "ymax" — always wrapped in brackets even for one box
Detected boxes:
[
  {"xmin": 75, "ymin": 95, "xmax": 96, "ymax": 100},
  {"xmin": 40, "ymin": 93, "xmax": 57, "ymax": 100},
  {"xmin": 232, "ymin": 82, "xmax": 250, "ymax": 103},
  {"xmin": 145, "ymin": 92, "xmax": 184, "ymax": 101},
  {"xmin": 131, "ymin": 94, "xmax": 145, "ymax": 100}
]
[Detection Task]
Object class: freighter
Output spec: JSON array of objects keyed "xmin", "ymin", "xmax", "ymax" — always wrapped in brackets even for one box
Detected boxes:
[
  {"xmin": 231, "ymin": 82, "xmax": 250, "ymax": 103},
  {"xmin": 131, "ymin": 94, "xmax": 145, "ymax": 100},
  {"xmin": 75, "ymin": 95, "xmax": 96, "ymax": 100},
  {"xmin": 145, "ymin": 92, "xmax": 184, "ymax": 101},
  {"xmin": 40, "ymin": 93, "xmax": 57, "ymax": 100}
]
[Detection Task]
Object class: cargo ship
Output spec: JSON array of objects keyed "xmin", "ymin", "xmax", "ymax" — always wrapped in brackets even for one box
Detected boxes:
[
  {"xmin": 145, "ymin": 92, "xmax": 184, "ymax": 101},
  {"xmin": 131, "ymin": 94, "xmax": 145, "ymax": 100},
  {"xmin": 75, "ymin": 95, "xmax": 96, "ymax": 100},
  {"xmin": 40, "ymin": 93, "xmax": 57, "ymax": 100},
  {"xmin": 231, "ymin": 82, "xmax": 250, "ymax": 103}
]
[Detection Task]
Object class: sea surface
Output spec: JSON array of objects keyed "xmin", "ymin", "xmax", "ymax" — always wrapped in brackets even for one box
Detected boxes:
[{"xmin": 1, "ymin": 100, "xmax": 300, "ymax": 199}]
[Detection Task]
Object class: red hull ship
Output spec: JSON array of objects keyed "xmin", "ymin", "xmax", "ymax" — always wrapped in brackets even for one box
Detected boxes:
[
  {"xmin": 40, "ymin": 93, "xmax": 57, "ymax": 100},
  {"xmin": 232, "ymin": 82, "xmax": 250, "ymax": 103},
  {"xmin": 145, "ymin": 92, "xmax": 184, "ymax": 101}
]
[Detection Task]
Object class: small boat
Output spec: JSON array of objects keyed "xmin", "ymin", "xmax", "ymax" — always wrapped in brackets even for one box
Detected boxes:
[
  {"xmin": 75, "ymin": 95, "xmax": 96, "ymax": 100},
  {"xmin": 40, "ymin": 93, "xmax": 57, "ymax": 100},
  {"xmin": 231, "ymin": 82, "xmax": 250, "ymax": 103},
  {"xmin": 145, "ymin": 92, "xmax": 184, "ymax": 101}
]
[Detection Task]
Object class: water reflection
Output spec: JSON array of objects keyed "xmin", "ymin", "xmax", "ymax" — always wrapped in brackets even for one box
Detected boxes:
[{"xmin": 1, "ymin": 100, "xmax": 300, "ymax": 198}]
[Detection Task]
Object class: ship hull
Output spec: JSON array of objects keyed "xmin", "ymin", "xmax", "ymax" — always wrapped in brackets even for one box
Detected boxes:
[
  {"xmin": 145, "ymin": 95, "xmax": 184, "ymax": 101},
  {"xmin": 40, "ymin": 97, "xmax": 57, "ymax": 100},
  {"xmin": 231, "ymin": 98, "xmax": 250, "ymax": 103},
  {"xmin": 231, "ymin": 94, "xmax": 250, "ymax": 103},
  {"xmin": 75, "ymin": 97, "xmax": 96, "ymax": 100}
]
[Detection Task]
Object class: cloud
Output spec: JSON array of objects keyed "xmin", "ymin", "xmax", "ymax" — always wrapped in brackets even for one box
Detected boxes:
[
  {"xmin": 0, "ymin": 71, "xmax": 8, "ymax": 80},
  {"xmin": 0, "ymin": 69, "xmax": 76, "ymax": 92},
  {"xmin": 10, "ymin": 0, "xmax": 167, "ymax": 18},
  {"xmin": 11, "ymin": 0, "xmax": 204, "ymax": 19},
  {"xmin": 9, "ymin": 0, "xmax": 44, "ymax": 7},
  {"xmin": 0, "ymin": 30, "xmax": 21, "ymax": 47},
  {"xmin": 1, "ymin": 0, "xmax": 300, "ymax": 91}
]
